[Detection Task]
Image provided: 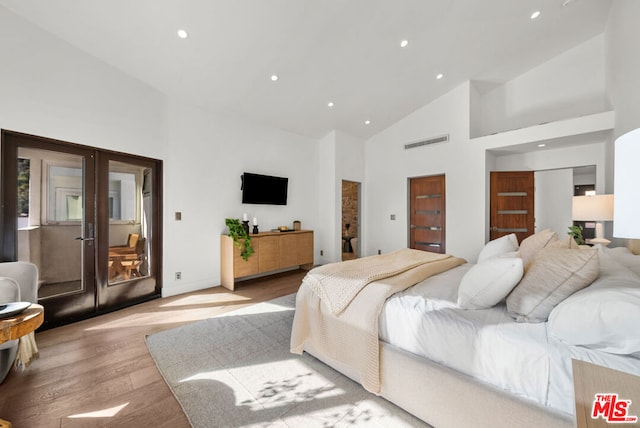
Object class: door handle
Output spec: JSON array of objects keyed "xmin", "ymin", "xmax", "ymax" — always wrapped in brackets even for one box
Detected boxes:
[
  {"xmin": 410, "ymin": 225, "xmax": 416, "ymax": 229},
  {"xmin": 75, "ymin": 223, "xmax": 95, "ymax": 241}
]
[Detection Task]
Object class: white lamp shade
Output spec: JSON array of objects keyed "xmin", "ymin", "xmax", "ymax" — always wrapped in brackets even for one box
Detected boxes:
[
  {"xmin": 614, "ymin": 128, "xmax": 640, "ymax": 239},
  {"xmin": 572, "ymin": 195, "xmax": 614, "ymax": 221}
]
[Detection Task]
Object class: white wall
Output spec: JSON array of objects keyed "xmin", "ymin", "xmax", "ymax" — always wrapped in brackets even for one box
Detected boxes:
[
  {"xmin": 0, "ymin": 7, "xmax": 322, "ymax": 298},
  {"xmin": 606, "ymin": 0, "xmax": 640, "ymax": 138},
  {"xmin": 335, "ymin": 130, "xmax": 365, "ymax": 259},
  {"xmin": 162, "ymin": 99, "xmax": 320, "ymax": 296},
  {"xmin": 365, "ymin": 82, "xmax": 487, "ymax": 262},
  {"xmin": 365, "ymin": 34, "xmax": 612, "ymax": 263},
  {"xmin": 604, "ymin": 0, "xmax": 640, "ymax": 247},
  {"xmin": 534, "ymin": 169, "xmax": 573, "ymax": 237},
  {"xmin": 316, "ymin": 131, "xmax": 338, "ymax": 264},
  {"xmin": 475, "ymin": 35, "xmax": 610, "ymax": 137},
  {"xmin": 493, "ymin": 143, "xmax": 607, "ymax": 194},
  {"xmin": 0, "ymin": 7, "xmax": 167, "ymax": 157}
]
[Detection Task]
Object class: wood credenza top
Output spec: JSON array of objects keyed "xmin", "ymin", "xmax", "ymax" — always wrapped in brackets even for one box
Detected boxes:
[{"xmin": 226, "ymin": 229, "xmax": 313, "ymax": 238}]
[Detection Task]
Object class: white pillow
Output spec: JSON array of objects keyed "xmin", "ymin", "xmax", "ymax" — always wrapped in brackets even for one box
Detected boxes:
[
  {"xmin": 548, "ymin": 272, "xmax": 640, "ymax": 356},
  {"xmin": 477, "ymin": 234, "xmax": 519, "ymax": 263},
  {"xmin": 457, "ymin": 254, "xmax": 523, "ymax": 309},
  {"xmin": 603, "ymin": 246, "xmax": 640, "ymax": 278}
]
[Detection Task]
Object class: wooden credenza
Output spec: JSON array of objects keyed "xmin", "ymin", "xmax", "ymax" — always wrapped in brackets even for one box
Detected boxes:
[{"xmin": 220, "ymin": 230, "xmax": 314, "ymax": 290}]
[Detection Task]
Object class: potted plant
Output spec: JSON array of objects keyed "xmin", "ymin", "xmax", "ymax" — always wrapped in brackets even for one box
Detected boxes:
[
  {"xmin": 567, "ymin": 224, "xmax": 585, "ymax": 245},
  {"xmin": 225, "ymin": 218, "xmax": 254, "ymax": 261}
]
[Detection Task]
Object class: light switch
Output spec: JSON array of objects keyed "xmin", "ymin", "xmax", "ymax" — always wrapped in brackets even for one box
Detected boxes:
[
  {"xmin": 390, "ymin": 214, "xmax": 396, "ymax": 220},
  {"xmin": 175, "ymin": 212, "xmax": 182, "ymax": 221}
]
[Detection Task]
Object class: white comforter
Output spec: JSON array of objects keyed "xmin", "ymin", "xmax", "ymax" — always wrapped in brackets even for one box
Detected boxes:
[{"xmin": 379, "ymin": 264, "xmax": 640, "ymax": 416}]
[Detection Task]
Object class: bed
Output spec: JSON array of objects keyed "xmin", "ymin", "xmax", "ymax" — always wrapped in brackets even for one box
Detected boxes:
[{"xmin": 290, "ymin": 231, "xmax": 640, "ymax": 428}]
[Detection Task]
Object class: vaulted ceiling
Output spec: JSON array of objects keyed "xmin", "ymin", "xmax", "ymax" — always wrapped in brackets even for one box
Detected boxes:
[{"xmin": 0, "ymin": 0, "xmax": 612, "ymax": 139}]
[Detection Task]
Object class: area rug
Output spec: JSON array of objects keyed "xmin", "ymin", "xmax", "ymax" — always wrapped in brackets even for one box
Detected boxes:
[{"xmin": 145, "ymin": 294, "xmax": 430, "ymax": 427}]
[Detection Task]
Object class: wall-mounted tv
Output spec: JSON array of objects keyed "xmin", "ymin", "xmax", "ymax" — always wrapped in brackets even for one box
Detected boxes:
[{"xmin": 241, "ymin": 172, "xmax": 288, "ymax": 205}]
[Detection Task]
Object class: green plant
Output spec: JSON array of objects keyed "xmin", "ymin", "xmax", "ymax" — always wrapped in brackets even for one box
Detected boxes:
[
  {"xmin": 567, "ymin": 224, "xmax": 585, "ymax": 245},
  {"xmin": 225, "ymin": 218, "xmax": 254, "ymax": 261}
]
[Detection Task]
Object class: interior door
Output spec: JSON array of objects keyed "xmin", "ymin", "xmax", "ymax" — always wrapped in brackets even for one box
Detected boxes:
[
  {"xmin": 409, "ymin": 174, "xmax": 446, "ymax": 254},
  {"xmin": 2, "ymin": 132, "xmax": 97, "ymax": 326},
  {"xmin": 1, "ymin": 130, "xmax": 162, "ymax": 328},
  {"xmin": 490, "ymin": 171, "xmax": 535, "ymax": 243}
]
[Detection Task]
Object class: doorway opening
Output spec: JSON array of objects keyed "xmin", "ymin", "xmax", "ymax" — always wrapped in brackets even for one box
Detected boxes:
[{"xmin": 341, "ymin": 180, "xmax": 360, "ymax": 261}]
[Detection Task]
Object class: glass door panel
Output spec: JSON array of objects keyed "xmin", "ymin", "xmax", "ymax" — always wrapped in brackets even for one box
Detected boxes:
[
  {"xmin": 96, "ymin": 154, "xmax": 159, "ymax": 310},
  {"xmin": 106, "ymin": 161, "xmax": 150, "ymax": 284},
  {"xmin": 2, "ymin": 131, "xmax": 97, "ymax": 328},
  {"xmin": 17, "ymin": 147, "xmax": 91, "ymax": 299}
]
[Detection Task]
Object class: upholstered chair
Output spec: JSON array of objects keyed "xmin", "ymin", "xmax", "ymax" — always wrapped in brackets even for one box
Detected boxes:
[{"xmin": 0, "ymin": 262, "xmax": 39, "ymax": 383}]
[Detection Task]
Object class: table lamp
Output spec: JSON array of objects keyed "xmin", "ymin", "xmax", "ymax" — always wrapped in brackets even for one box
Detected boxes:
[{"xmin": 572, "ymin": 194, "xmax": 614, "ymax": 246}]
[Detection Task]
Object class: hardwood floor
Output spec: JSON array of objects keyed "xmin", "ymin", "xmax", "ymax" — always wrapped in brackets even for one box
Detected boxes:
[{"xmin": 0, "ymin": 270, "xmax": 304, "ymax": 427}]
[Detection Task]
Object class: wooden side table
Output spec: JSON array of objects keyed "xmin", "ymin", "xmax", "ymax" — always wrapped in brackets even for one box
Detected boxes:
[
  {"xmin": 573, "ymin": 359, "xmax": 640, "ymax": 427},
  {"xmin": 0, "ymin": 304, "xmax": 44, "ymax": 344}
]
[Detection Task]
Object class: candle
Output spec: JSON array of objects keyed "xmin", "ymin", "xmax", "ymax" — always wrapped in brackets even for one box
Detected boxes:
[
  {"xmin": 243, "ymin": 213, "xmax": 248, "ymax": 221},
  {"xmin": 253, "ymin": 217, "xmax": 258, "ymax": 225}
]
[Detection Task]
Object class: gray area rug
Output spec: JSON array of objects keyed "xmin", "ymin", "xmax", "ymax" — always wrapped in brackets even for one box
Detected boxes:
[{"xmin": 145, "ymin": 294, "xmax": 430, "ymax": 427}]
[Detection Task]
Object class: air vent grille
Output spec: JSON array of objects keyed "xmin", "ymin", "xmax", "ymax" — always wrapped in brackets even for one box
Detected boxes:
[{"xmin": 404, "ymin": 134, "xmax": 449, "ymax": 150}]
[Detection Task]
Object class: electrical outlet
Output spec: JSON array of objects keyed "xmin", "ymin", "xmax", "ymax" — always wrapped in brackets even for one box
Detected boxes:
[
  {"xmin": 320, "ymin": 250, "xmax": 324, "ymax": 256},
  {"xmin": 378, "ymin": 249, "xmax": 382, "ymax": 255},
  {"xmin": 175, "ymin": 272, "xmax": 181, "ymax": 280}
]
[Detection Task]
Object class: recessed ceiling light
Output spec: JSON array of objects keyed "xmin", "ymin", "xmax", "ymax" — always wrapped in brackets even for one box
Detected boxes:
[
  {"xmin": 537, "ymin": 143, "xmax": 546, "ymax": 148},
  {"xmin": 328, "ymin": 102, "xmax": 334, "ymax": 107},
  {"xmin": 436, "ymin": 73, "xmax": 444, "ymax": 80},
  {"xmin": 177, "ymin": 29, "xmax": 188, "ymax": 39},
  {"xmin": 365, "ymin": 120, "xmax": 371, "ymax": 125},
  {"xmin": 270, "ymin": 75, "xmax": 279, "ymax": 81},
  {"xmin": 400, "ymin": 40, "xmax": 409, "ymax": 48},
  {"xmin": 530, "ymin": 10, "xmax": 541, "ymax": 19}
]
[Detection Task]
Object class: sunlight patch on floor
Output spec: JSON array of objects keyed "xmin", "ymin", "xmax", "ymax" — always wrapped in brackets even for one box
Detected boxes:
[
  {"xmin": 67, "ymin": 403, "xmax": 128, "ymax": 418},
  {"xmin": 84, "ymin": 307, "xmax": 234, "ymax": 330},
  {"xmin": 180, "ymin": 357, "xmax": 344, "ymax": 409},
  {"xmin": 161, "ymin": 292, "xmax": 251, "ymax": 307},
  {"xmin": 216, "ymin": 300, "xmax": 294, "ymax": 317}
]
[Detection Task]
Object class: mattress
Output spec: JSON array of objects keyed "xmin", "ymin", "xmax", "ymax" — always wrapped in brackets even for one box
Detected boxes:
[{"xmin": 378, "ymin": 263, "xmax": 640, "ymax": 416}]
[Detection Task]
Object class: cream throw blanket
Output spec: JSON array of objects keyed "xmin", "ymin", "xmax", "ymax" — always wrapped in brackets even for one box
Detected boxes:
[{"xmin": 291, "ymin": 249, "xmax": 465, "ymax": 393}]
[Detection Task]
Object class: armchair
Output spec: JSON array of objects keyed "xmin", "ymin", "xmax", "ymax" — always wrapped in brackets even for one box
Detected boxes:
[{"xmin": 0, "ymin": 262, "xmax": 39, "ymax": 383}]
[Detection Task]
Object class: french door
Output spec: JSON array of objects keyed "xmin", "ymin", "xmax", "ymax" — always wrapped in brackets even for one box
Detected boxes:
[{"xmin": 1, "ymin": 130, "xmax": 162, "ymax": 328}]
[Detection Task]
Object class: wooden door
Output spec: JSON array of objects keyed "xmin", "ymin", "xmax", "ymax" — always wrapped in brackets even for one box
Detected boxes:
[
  {"xmin": 490, "ymin": 171, "xmax": 535, "ymax": 243},
  {"xmin": 409, "ymin": 175, "xmax": 445, "ymax": 253}
]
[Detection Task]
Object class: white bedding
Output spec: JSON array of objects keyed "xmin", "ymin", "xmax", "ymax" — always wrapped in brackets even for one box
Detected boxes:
[{"xmin": 379, "ymin": 263, "xmax": 640, "ymax": 416}]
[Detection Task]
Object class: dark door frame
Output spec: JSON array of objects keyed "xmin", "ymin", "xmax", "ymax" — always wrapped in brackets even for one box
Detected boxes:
[{"xmin": 1, "ymin": 129, "xmax": 163, "ymax": 328}]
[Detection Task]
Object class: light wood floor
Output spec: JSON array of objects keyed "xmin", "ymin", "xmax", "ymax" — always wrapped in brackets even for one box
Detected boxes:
[{"xmin": 0, "ymin": 270, "xmax": 304, "ymax": 428}]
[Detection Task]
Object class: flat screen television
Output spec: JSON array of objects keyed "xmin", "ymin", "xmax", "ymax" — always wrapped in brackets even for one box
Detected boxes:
[{"xmin": 241, "ymin": 172, "xmax": 288, "ymax": 205}]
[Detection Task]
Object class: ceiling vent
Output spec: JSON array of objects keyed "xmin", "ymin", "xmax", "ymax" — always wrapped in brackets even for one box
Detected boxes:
[{"xmin": 404, "ymin": 134, "xmax": 449, "ymax": 150}]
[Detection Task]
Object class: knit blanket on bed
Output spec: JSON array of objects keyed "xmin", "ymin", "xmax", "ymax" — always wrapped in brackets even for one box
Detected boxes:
[
  {"xmin": 291, "ymin": 249, "xmax": 465, "ymax": 394},
  {"xmin": 304, "ymin": 249, "xmax": 452, "ymax": 315}
]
